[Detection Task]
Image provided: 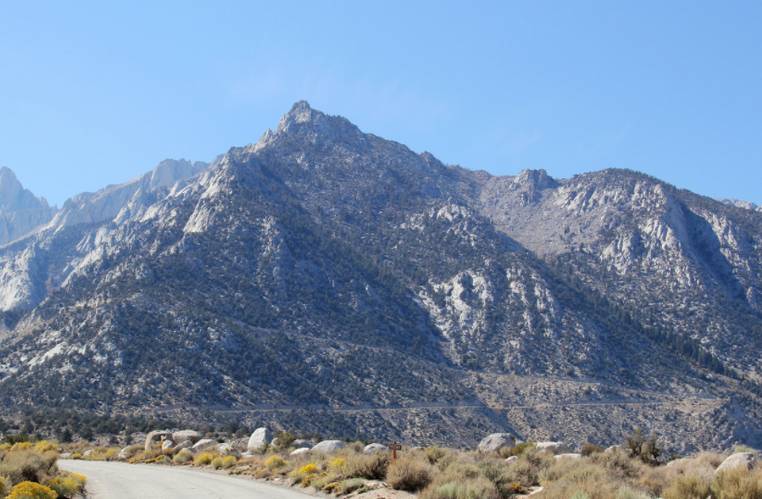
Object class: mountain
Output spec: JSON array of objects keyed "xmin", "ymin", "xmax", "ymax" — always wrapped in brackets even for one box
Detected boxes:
[
  {"xmin": 0, "ymin": 159, "xmax": 206, "ymax": 322},
  {"xmin": 0, "ymin": 167, "xmax": 55, "ymax": 245},
  {"xmin": 0, "ymin": 102, "xmax": 761, "ymax": 452}
]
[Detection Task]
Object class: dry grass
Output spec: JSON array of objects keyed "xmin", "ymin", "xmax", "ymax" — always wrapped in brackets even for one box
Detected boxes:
[
  {"xmin": 386, "ymin": 454, "xmax": 434, "ymax": 492},
  {"xmin": 711, "ymin": 466, "xmax": 762, "ymax": 499}
]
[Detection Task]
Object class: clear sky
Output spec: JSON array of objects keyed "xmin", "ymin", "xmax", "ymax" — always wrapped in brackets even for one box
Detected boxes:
[{"xmin": 1, "ymin": 1, "xmax": 760, "ymax": 206}]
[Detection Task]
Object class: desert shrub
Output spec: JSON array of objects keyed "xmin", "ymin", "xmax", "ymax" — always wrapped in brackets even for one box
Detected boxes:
[
  {"xmin": 211, "ymin": 457, "xmax": 224, "ymax": 469},
  {"xmin": 420, "ymin": 460, "xmax": 499, "ymax": 499},
  {"xmin": 128, "ymin": 449, "xmax": 161, "ymax": 464},
  {"xmin": 0, "ymin": 475, "xmax": 7, "ymax": 496},
  {"xmin": 265, "ymin": 455, "xmax": 286, "ymax": 470},
  {"xmin": 221, "ymin": 455, "xmax": 237, "ymax": 469},
  {"xmin": 500, "ymin": 441, "xmax": 535, "ymax": 458},
  {"xmin": 614, "ymin": 486, "xmax": 652, "ymax": 499},
  {"xmin": 117, "ymin": 445, "xmax": 143, "ymax": 461},
  {"xmin": 273, "ymin": 431, "xmax": 296, "ymax": 449},
  {"xmin": 193, "ymin": 452, "xmax": 216, "ymax": 466},
  {"xmin": 501, "ymin": 447, "xmax": 554, "ymax": 488},
  {"xmin": 172, "ymin": 449, "xmax": 193, "ymax": 464},
  {"xmin": 425, "ymin": 447, "xmax": 448, "ymax": 464},
  {"xmin": 590, "ymin": 448, "xmax": 645, "ymax": 480},
  {"xmin": 45, "ymin": 472, "xmax": 87, "ymax": 498},
  {"xmin": 0, "ymin": 450, "xmax": 57, "ymax": 484},
  {"xmin": 638, "ymin": 452, "xmax": 717, "ymax": 496},
  {"xmin": 7, "ymin": 481, "xmax": 57, "ymax": 499},
  {"xmin": 624, "ymin": 429, "xmax": 661, "ymax": 465},
  {"xmin": 332, "ymin": 478, "xmax": 367, "ymax": 495},
  {"xmin": 328, "ymin": 456, "xmax": 347, "ymax": 471},
  {"xmin": 539, "ymin": 459, "xmax": 624, "ymax": 499},
  {"xmin": 341, "ymin": 452, "xmax": 389, "ymax": 480},
  {"xmin": 662, "ymin": 473, "xmax": 712, "ymax": 499},
  {"xmin": 85, "ymin": 447, "xmax": 119, "ymax": 461},
  {"xmin": 711, "ymin": 466, "xmax": 762, "ymax": 499},
  {"xmin": 289, "ymin": 463, "xmax": 320, "ymax": 485},
  {"xmin": 386, "ymin": 454, "xmax": 433, "ymax": 492},
  {"xmin": 32, "ymin": 441, "xmax": 57, "ymax": 454},
  {"xmin": 421, "ymin": 475, "xmax": 501, "ymax": 499},
  {"xmin": 10, "ymin": 443, "xmax": 33, "ymax": 452},
  {"xmin": 581, "ymin": 443, "xmax": 604, "ymax": 457}
]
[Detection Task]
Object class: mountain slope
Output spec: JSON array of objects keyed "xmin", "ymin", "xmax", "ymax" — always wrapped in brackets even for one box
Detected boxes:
[
  {"xmin": 1, "ymin": 103, "xmax": 761, "ymax": 451},
  {"xmin": 479, "ymin": 168, "xmax": 762, "ymax": 380},
  {"xmin": 0, "ymin": 159, "xmax": 206, "ymax": 324}
]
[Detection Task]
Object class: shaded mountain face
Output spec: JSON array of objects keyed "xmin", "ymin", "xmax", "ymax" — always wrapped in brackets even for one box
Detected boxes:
[
  {"xmin": 1, "ymin": 102, "xmax": 761, "ymax": 451},
  {"xmin": 0, "ymin": 167, "xmax": 55, "ymax": 245}
]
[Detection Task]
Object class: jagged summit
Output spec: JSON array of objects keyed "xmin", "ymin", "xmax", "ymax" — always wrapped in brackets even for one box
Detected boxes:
[{"xmin": 0, "ymin": 166, "xmax": 55, "ymax": 245}]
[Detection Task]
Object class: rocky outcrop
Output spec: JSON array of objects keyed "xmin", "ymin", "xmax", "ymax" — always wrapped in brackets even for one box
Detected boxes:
[
  {"xmin": 363, "ymin": 443, "xmax": 389, "ymax": 454},
  {"xmin": 172, "ymin": 430, "xmax": 203, "ymax": 444},
  {"xmin": 191, "ymin": 439, "xmax": 218, "ymax": 453},
  {"xmin": 478, "ymin": 433, "xmax": 516, "ymax": 453},
  {"xmin": 716, "ymin": 452, "xmax": 758, "ymax": 474},
  {"xmin": 312, "ymin": 440, "xmax": 346, "ymax": 454},
  {"xmin": 535, "ymin": 442, "xmax": 570, "ymax": 454},
  {"xmin": 144, "ymin": 430, "xmax": 172, "ymax": 451},
  {"xmin": 247, "ymin": 428, "xmax": 272, "ymax": 452}
]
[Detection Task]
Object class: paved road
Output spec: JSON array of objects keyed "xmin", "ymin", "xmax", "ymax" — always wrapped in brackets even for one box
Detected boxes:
[{"xmin": 59, "ymin": 460, "xmax": 312, "ymax": 499}]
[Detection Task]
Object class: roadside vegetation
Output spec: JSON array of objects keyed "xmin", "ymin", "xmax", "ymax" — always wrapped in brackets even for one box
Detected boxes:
[
  {"xmin": 0, "ymin": 439, "xmax": 86, "ymax": 499},
  {"xmin": 59, "ymin": 428, "xmax": 762, "ymax": 498}
]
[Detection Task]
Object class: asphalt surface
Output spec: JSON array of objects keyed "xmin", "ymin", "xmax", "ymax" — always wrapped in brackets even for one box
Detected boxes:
[{"xmin": 59, "ymin": 459, "xmax": 312, "ymax": 499}]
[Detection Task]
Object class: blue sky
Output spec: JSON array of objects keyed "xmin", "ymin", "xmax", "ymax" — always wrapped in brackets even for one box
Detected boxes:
[{"xmin": 1, "ymin": 1, "xmax": 760, "ymax": 206}]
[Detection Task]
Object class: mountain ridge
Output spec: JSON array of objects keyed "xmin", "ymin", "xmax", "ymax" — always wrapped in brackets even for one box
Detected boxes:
[{"xmin": 1, "ymin": 101, "xmax": 761, "ymax": 451}]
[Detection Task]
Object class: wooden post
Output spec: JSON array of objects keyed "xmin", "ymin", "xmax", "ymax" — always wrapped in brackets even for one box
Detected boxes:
[{"xmin": 390, "ymin": 442, "xmax": 402, "ymax": 462}]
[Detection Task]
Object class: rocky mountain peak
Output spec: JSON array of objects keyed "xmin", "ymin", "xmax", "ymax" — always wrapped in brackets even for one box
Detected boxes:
[
  {"xmin": 0, "ymin": 166, "xmax": 55, "ymax": 244},
  {"xmin": 0, "ymin": 167, "xmax": 51, "ymax": 212}
]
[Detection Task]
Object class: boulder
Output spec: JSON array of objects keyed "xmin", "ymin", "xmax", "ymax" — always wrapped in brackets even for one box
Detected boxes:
[
  {"xmin": 363, "ymin": 443, "xmax": 389, "ymax": 454},
  {"xmin": 716, "ymin": 452, "xmax": 758, "ymax": 474},
  {"xmin": 83, "ymin": 449, "xmax": 94, "ymax": 458},
  {"xmin": 290, "ymin": 447, "xmax": 311, "ymax": 457},
  {"xmin": 312, "ymin": 440, "xmax": 346, "ymax": 453},
  {"xmin": 172, "ymin": 430, "xmax": 203, "ymax": 444},
  {"xmin": 505, "ymin": 456, "xmax": 518, "ymax": 464},
  {"xmin": 192, "ymin": 438, "xmax": 218, "ymax": 453},
  {"xmin": 247, "ymin": 427, "xmax": 272, "ymax": 452},
  {"xmin": 144, "ymin": 430, "xmax": 172, "ymax": 451},
  {"xmin": 478, "ymin": 433, "xmax": 516, "ymax": 453},
  {"xmin": 554, "ymin": 453, "xmax": 582, "ymax": 460},
  {"xmin": 666, "ymin": 457, "xmax": 690, "ymax": 468},
  {"xmin": 174, "ymin": 440, "xmax": 194, "ymax": 451},
  {"xmin": 535, "ymin": 441, "xmax": 570, "ymax": 454},
  {"xmin": 604, "ymin": 445, "xmax": 621, "ymax": 453},
  {"xmin": 217, "ymin": 443, "xmax": 239, "ymax": 456},
  {"xmin": 292, "ymin": 439, "xmax": 314, "ymax": 448},
  {"xmin": 118, "ymin": 445, "xmax": 142, "ymax": 460},
  {"xmin": 161, "ymin": 439, "xmax": 175, "ymax": 451}
]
